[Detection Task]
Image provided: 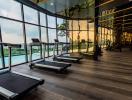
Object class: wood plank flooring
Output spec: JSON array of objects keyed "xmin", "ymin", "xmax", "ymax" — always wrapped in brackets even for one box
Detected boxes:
[{"xmin": 13, "ymin": 50, "xmax": 132, "ymax": 100}]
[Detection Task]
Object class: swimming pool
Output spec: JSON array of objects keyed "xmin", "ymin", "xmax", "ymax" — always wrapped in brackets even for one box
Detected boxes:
[{"xmin": 0, "ymin": 52, "xmax": 49, "ymax": 68}]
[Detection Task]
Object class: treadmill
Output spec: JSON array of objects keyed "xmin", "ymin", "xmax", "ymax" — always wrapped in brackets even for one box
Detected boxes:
[
  {"xmin": 80, "ymin": 39, "xmax": 94, "ymax": 55},
  {"xmin": 29, "ymin": 38, "xmax": 71, "ymax": 72},
  {"xmin": 0, "ymin": 43, "xmax": 44, "ymax": 100},
  {"xmin": 53, "ymin": 39, "xmax": 82, "ymax": 63}
]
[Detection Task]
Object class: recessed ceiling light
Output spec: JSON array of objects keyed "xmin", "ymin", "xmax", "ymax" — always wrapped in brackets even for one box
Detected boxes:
[{"xmin": 50, "ymin": 2, "xmax": 54, "ymax": 6}]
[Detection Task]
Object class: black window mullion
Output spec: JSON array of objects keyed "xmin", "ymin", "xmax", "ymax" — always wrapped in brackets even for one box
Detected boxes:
[
  {"xmin": 0, "ymin": 25, "xmax": 5, "ymax": 68},
  {"xmin": 45, "ymin": 14, "xmax": 49, "ymax": 57},
  {"xmin": 38, "ymin": 12, "xmax": 42, "ymax": 58},
  {"xmin": 21, "ymin": 4, "xmax": 28, "ymax": 62}
]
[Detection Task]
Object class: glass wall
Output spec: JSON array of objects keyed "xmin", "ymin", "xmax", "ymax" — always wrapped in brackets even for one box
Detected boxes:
[
  {"xmin": 23, "ymin": 5, "xmax": 38, "ymax": 24},
  {"xmin": 41, "ymin": 27, "xmax": 48, "ymax": 57},
  {"xmin": 0, "ymin": 0, "xmax": 95, "ymax": 68},
  {"xmin": 48, "ymin": 29, "xmax": 56, "ymax": 56},
  {"xmin": 88, "ymin": 22, "xmax": 94, "ymax": 52},
  {"xmin": 68, "ymin": 20, "xmax": 95, "ymax": 53},
  {"xmin": 0, "ymin": 18, "xmax": 26, "ymax": 66},
  {"xmin": 0, "ymin": 0, "xmax": 22, "ymax": 20},
  {"xmin": 47, "ymin": 15, "xmax": 56, "ymax": 28},
  {"xmin": 25, "ymin": 24, "xmax": 41, "ymax": 60}
]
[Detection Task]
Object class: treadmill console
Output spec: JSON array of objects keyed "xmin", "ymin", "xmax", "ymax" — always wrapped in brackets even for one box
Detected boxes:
[
  {"xmin": 32, "ymin": 38, "xmax": 40, "ymax": 43},
  {"xmin": 54, "ymin": 39, "xmax": 59, "ymax": 42}
]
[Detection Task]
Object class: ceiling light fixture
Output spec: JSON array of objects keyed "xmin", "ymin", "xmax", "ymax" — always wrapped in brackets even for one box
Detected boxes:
[{"xmin": 50, "ymin": 2, "xmax": 54, "ymax": 6}]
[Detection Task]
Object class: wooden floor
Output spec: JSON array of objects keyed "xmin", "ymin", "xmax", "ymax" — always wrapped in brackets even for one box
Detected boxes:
[{"xmin": 13, "ymin": 50, "xmax": 132, "ymax": 100}]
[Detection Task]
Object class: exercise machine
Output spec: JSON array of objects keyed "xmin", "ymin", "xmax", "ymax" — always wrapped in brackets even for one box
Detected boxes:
[
  {"xmin": 53, "ymin": 39, "xmax": 82, "ymax": 63},
  {"xmin": 80, "ymin": 39, "xmax": 94, "ymax": 56},
  {"xmin": 0, "ymin": 42, "xmax": 44, "ymax": 100},
  {"xmin": 29, "ymin": 38, "xmax": 71, "ymax": 71}
]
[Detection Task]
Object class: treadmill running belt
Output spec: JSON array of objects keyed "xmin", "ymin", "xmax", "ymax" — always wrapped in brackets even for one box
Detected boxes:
[
  {"xmin": 0, "ymin": 72, "xmax": 41, "ymax": 94},
  {"xmin": 36, "ymin": 61, "xmax": 70, "ymax": 67},
  {"xmin": 59, "ymin": 55, "xmax": 82, "ymax": 59}
]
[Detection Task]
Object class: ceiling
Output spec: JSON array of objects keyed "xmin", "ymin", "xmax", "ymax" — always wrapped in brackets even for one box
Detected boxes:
[
  {"xmin": 98, "ymin": 0, "xmax": 132, "ymax": 33},
  {"xmin": 17, "ymin": 0, "xmax": 132, "ymax": 24},
  {"xmin": 29, "ymin": 0, "xmax": 95, "ymax": 19}
]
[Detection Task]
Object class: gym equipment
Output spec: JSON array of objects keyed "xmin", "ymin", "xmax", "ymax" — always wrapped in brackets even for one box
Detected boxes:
[
  {"xmin": 29, "ymin": 38, "xmax": 71, "ymax": 71},
  {"xmin": 0, "ymin": 42, "xmax": 44, "ymax": 100},
  {"xmin": 53, "ymin": 39, "xmax": 82, "ymax": 63}
]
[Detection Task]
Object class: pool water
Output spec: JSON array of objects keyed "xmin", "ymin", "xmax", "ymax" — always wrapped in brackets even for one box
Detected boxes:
[{"xmin": 0, "ymin": 52, "xmax": 49, "ymax": 69}]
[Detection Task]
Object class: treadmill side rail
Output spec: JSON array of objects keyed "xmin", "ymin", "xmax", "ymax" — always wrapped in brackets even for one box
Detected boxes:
[
  {"xmin": 0, "ymin": 87, "xmax": 18, "ymax": 100},
  {"xmin": 34, "ymin": 63, "xmax": 63, "ymax": 70},
  {"xmin": 0, "ymin": 68, "xmax": 10, "ymax": 74},
  {"xmin": 12, "ymin": 71, "xmax": 44, "ymax": 84}
]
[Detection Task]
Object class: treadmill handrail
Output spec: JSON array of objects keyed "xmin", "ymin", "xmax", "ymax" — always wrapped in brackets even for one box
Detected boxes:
[
  {"xmin": 0, "ymin": 42, "xmax": 21, "ymax": 72},
  {"xmin": 0, "ymin": 42, "xmax": 21, "ymax": 48}
]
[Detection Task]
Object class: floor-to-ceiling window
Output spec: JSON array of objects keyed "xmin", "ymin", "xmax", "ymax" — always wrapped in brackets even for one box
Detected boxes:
[
  {"xmin": 23, "ymin": 5, "xmax": 41, "ymax": 60},
  {"xmin": 0, "ymin": 19, "xmax": 26, "ymax": 66},
  {"xmin": 25, "ymin": 24, "xmax": 41, "ymax": 60},
  {"xmin": 88, "ymin": 22, "xmax": 94, "ymax": 52},
  {"xmin": 0, "ymin": 0, "xmax": 26, "ymax": 67},
  {"xmin": 57, "ymin": 18, "xmax": 67, "ymax": 54},
  {"xmin": 68, "ymin": 20, "xmax": 95, "ymax": 53},
  {"xmin": 47, "ymin": 15, "xmax": 56, "ymax": 56}
]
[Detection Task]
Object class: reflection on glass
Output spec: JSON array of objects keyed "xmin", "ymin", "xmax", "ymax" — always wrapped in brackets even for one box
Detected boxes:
[
  {"xmin": 0, "ymin": 0, "xmax": 22, "ymax": 20},
  {"xmin": 24, "ymin": 5, "xmax": 38, "ymax": 24},
  {"xmin": 47, "ymin": 15, "xmax": 56, "ymax": 28},
  {"xmin": 25, "ymin": 24, "xmax": 40, "ymax": 60},
  {"xmin": 0, "ymin": 18, "xmax": 26, "ymax": 66}
]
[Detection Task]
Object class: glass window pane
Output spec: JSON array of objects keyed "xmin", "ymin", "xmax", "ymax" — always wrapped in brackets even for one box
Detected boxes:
[
  {"xmin": 57, "ymin": 30, "xmax": 66, "ymax": 42},
  {"xmin": 57, "ymin": 18, "xmax": 66, "ymax": 30},
  {"xmin": 89, "ymin": 22, "xmax": 94, "ymax": 31},
  {"xmin": 47, "ymin": 15, "xmax": 56, "ymax": 28},
  {"xmin": 48, "ymin": 29, "xmax": 56, "ymax": 56},
  {"xmin": 25, "ymin": 24, "xmax": 40, "ymax": 60},
  {"xmin": 79, "ymin": 20, "xmax": 87, "ymax": 30},
  {"xmin": 0, "ymin": 18, "xmax": 26, "ymax": 66},
  {"xmin": 41, "ymin": 27, "xmax": 48, "ymax": 57},
  {"xmin": 0, "ymin": 0, "xmax": 22, "ymax": 20},
  {"xmin": 72, "ymin": 20, "xmax": 79, "ymax": 30},
  {"xmin": 24, "ymin": 5, "xmax": 38, "ymax": 24},
  {"xmin": 68, "ymin": 20, "xmax": 73, "ymax": 30},
  {"xmin": 40, "ymin": 12, "xmax": 46, "ymax": 26},
  {"xmin": 41, "ymin": 27, "xmax": 47, "ymax": 42},
  {"xmin": 57, "ymin": 18, "xmax": 63, "ymax": 26},
  {"xmin": 89, "ymin": 30, "xmax": 94, "ymax": 52},
  {"xmin": 48, "ymin": 29, "xmax": 56, "ymax": 43},
  {"xmin": 79, "ymin": 31, "xmax": 88, "ymax": 52},
  {"xmin": 72, "ymin": 31, "xmax": 79, "ymax": 52}
]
